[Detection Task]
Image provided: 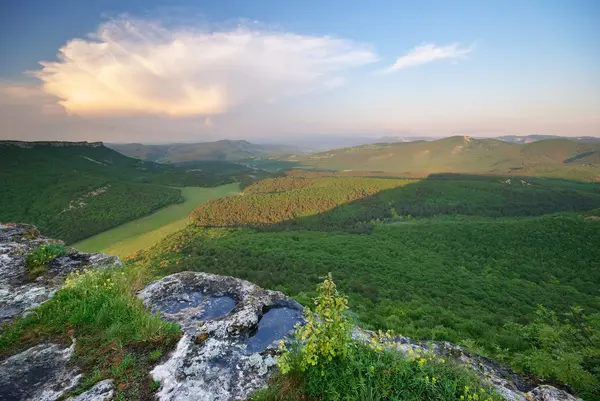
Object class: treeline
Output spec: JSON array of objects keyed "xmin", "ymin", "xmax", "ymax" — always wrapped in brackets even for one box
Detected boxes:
[
  {"xmin": 190, "ymin": 176, "xmax": 413, "ymax": 227},
  {"xmin": 190, "ymin": 173, "xmax": 600, "ymax": 231}
]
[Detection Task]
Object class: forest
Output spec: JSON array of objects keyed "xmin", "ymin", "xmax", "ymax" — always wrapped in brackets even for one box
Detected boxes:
[
  {"xmin": 130, "ymin": 172, "xmax": 600, "ymax": 399},
  {"xmin": 190, "ymin": 172, "xmax": 600, "ymax": 231},
  {"xmin": 0, "ymin": 142, "xmax": 268, "ymax": 243}
]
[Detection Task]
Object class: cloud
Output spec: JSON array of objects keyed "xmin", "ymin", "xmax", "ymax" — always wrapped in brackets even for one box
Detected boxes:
[
  {"xmin": 382, "ymin": 43, "xmax": 473, "ymax": 74},
  {"xmin": 30, "ymin": 16, "xmax": 377, "ymax": 117},
  {"xmin": 204, "ymin": 117, "xmax": 213, "ymax": 127}
]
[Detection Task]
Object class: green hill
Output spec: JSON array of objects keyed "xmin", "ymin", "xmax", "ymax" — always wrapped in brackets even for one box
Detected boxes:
[
  {"xmin": 133, "ymin": 172, "xmax": 600, "ymax": 398},
  {"xmin": 274, "ymin": 136, "xmax": 600, "ymax": 181},
  {"xmin": 108, "ymin": 140, "xmax": 300, "ymax": 163},
  {"xmin": 0, "ymin": 141, "xmax": 250, "ymax": 243}
]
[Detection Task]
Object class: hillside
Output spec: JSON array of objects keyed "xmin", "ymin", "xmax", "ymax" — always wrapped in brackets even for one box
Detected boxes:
[
  {"xmin": 140, "ymin": 172, "xmax": 600, "ymax": 399},
  {"xmin": 107, "ymin": 140, "xmax": 301, "ymax": 163},
  {"xmin": 0, "ymin": 141, "xmax": 252, "ymax": 243},
  {"xmin": 498, "ymin": 134, "xmax": 600, "ymax": 144},
  {"xmin": 272, "ymin": 136, "xmax": 600, "ymax": 181}
]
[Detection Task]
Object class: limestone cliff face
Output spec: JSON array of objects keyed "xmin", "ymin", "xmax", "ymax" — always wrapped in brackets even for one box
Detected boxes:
[{"xmin": 0, "ymin": 224, "xmax": 584, "ymax": 401}]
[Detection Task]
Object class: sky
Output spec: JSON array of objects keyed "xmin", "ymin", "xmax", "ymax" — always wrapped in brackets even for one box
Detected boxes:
[{"xmin": 0, "ymin": 0, "xmax": 599, "ymax": 143}]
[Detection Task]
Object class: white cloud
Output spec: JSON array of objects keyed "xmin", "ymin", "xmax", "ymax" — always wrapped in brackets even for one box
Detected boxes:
[
  {"xmin": 29, "ymin": 16, "xmax": 377, "ymax": 117},
  {"xmin": 382, "ymin": 43, "xmax": 473, "ymax": 74},
  {"xmin": 324, "ymin": 77, "xmax": 346, "ymax": 88}
]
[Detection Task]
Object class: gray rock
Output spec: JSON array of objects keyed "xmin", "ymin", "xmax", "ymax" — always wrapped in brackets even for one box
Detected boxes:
[
  {"xmin": 66, "ymin": 379, "xmax": 114, "ymax": 401},
  {"xmin": 0, "ymin": 341, "xmax": 82, "ymax": 401},
  {"xmin": 138, "ymin": 271, "xmax": 304, "ymax": 401},
  {"xmin": 353, "ymin": 328, "xmax": 583, "ymax": 401},
  {"xmin": 527, "ymin": 385, "xmax": 582, "ymax": 401},
  {"xmin": 0, "ymin": 223, "xmax": 121, "ymax": 325}
]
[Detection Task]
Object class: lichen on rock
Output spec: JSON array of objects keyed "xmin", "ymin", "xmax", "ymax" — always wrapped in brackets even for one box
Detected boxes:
[
  {"xmin": 0, "ymin": 223, "xmax": 121, "ymax": 325},
  {"xmin": 138, "ymin": 271, "xmax": 304, "ymax": 401}
]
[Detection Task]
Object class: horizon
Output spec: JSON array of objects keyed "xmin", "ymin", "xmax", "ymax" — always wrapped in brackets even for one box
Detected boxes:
[{"xmin": 1, "ymin": 0, "xmax": 599, "ymax": 142}]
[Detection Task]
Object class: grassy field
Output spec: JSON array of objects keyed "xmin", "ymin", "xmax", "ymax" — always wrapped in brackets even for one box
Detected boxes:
[{"xmin": 74, "ymin": 183, "xmax": 240, "ymax": 257}]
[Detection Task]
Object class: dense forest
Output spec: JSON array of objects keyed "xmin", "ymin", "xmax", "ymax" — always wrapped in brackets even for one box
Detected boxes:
[
  {"xmin": 190, "ymin": 172, "xmax": 600, "ymax": 231},
  {"xmin": 0, "ymin": 142, "xmax": 267, "ymax": 243},
  {"xmin": 130, "ymin": 172, "xmax": 600, "ymax": 398}
]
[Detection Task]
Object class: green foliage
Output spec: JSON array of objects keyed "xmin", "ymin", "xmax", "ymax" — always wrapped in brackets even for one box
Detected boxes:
[
  {"xmin": 0, "ymin": 142, "xmax": 268, "ymax": 243},
  {"xmin": 190, "ymin": 174, "xmax": 600, "ymax": 232},
  {"xmin": 25, "ymin": 243, "xmax": 68, "ymax": 279},
  {"xmin": 74, "ymin": 184, "xmax": 241, "ymax": 257},
  {"xmin": 258, "ymin": 277, "xmax": 504, "ymax": 401},
  {"xmin": 0, "ymin": 266, "xmax": 180, "ymax": 400},
  {"xmin": 133, "ymin": 173, "xmax": 600, "ymax": 396},
  {"xmin": 506, "ymin": 305, "xmax": 600, "ymax": 398},
  {"xmin": 278, "ymin": 274, "xmax": 352, "ymax": 373}
]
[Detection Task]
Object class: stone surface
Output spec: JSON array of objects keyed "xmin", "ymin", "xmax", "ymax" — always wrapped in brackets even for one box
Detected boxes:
[
  {"xmin": 0, "ymin": 341, "xmax": 81, "ymax": 401},
  {"xmin": 138, "ymin": 271, "xmax": 304, "ymax": 401},
  {"xmin": 0, "ymin": 223, "xmax": 121, "ymax": 325},
  {"xmin": 66, "ymin": 380, "xmax": 114, "ymax": 401},
  {"xmin": 353, "ymin": 328, "xmax": 583, "ymax": 401}
]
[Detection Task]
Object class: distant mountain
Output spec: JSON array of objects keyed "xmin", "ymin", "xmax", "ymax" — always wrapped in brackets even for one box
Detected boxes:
[
  {"xmin": 497, "ymin": 135, "xmax": 600, "ymax": 144},
  {"xmin": 107, "ymin": 140, "xmax": 302, "ymax": 163},
  {"xmin": 278, "ymin": 136, "xmax": 600, "ymax": 181}
]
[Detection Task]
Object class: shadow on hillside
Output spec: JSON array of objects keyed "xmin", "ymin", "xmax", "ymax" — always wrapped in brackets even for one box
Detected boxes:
[{"xmin": 192, "ymin": 172, "xmax": 600, "ymax": 234}]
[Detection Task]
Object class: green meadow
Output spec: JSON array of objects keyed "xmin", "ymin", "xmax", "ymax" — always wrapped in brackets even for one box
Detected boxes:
[{"xmin": 74, "ymin": 183, "xmax": 240, "ymax": 257}]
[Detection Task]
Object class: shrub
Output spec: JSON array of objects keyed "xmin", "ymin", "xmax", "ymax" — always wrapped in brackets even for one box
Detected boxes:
[
  {"xmin": 25, "ymin": 243, "xmax": 68, "ymax": 279},
  {"xmin": 506, "ymin": 305, "xmax": 600, "ymax": 399},
  {"xmin": 267, "ymin": 276, "xmax": 505, "ymax": 401},
  {"xmin": 278, "ymin": 273, "xmax": 352, "ymax": 374}
]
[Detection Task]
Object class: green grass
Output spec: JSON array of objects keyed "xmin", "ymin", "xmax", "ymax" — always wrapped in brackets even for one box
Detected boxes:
[
  {"xmin": 253, "ymin": 343, "xmax": 504, "ymax": 401},
  {"xmin": 74, "ymin": 183, "xmax": 240, "ymax": 257},
  {"xmin": 0, "ymin": 266, "xmax": 181, "ymax": 400}
]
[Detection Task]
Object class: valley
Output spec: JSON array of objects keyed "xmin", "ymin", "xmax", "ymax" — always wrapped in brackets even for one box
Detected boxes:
[
  {"xmin": 74, "ymin": 183, "xmax": 241, "ymax": 257},
  {"xmin": 1, "ymin": 139, "xmax": 599, "ymax": 401}
]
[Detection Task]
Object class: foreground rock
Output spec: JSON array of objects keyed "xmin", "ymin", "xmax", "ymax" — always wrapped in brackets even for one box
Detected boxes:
[
  {"xmin": 0, "ymin": 223, "xmax": 121, "ymax": 325},
  {"xmin": 138, "ymin": 271, "xmax": 304, "ymax": 401},
  {"xmin": 354, "ymin": 328, "xmax": 582, "ymax": 401},
  {"xmin": 0, "ymin": 340, "xmax": 114, "ymax": 401}
]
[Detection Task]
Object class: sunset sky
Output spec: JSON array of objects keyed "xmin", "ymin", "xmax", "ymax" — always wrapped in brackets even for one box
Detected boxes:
[{"xmin": 1, "ymin": 0, "xmax": 598, "ymax": 143}]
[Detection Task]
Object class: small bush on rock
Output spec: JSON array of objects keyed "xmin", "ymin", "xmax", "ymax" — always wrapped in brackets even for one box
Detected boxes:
[
  {"xmin": 25, "ymin": 243, "xmax": 68, "ymax": 279},
  {"xmin": 278, "ymin": 273, "xmax": 352, "ymax": 374},
  {"xmin": 263, "ymin": 275, "xmax": 505, "ymax": 401}
]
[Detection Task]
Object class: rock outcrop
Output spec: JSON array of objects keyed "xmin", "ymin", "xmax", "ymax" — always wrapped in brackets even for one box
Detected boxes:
[
  {"xmin": 0, "ymin": 226, "xmax": 584, "ymax": 401},
  {"xmin": 0, "ymin": 223, "xmax": 121, "ymax": 325},
  {"xmin": 138, "ymin": 271, "xmax": 304, "ymax": 401},
  {"xmin": 354, "ymin": 328, "xmax": 582, "ymax": 401},
  {"xmin": 0, "ymin": 339, "xmax": 114, "ymax": 401}
]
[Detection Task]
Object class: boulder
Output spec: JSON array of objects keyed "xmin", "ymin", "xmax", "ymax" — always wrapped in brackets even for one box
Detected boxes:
[
  {"xmin": 0, "ymin": 223, "xmax": 121, "ymax": 325},
  {"xmin": 138, "ymin": 271, "xmax": 304, "ymax": 401},
  {"xmin": 0, "ymin": 339, "xmax": 114, "ymax": 401},
  {"xmin": 0, "ymin": 341, "xmax": 81, "ymax": 401}
]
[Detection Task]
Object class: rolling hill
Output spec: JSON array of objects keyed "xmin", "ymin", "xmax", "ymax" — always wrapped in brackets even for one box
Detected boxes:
[
  {"xmin": 107, "ymin": 140, "xmax": 301, "ymax": 163},
  {"xmin": 498, "ymin": 134, "xmax": 600, "ymax": 144},
  {"xmin": 0, "ymin": 141, "xmax": 252, "ymax": 243},
  {"xmin": 273, "ymin": 136, "xmax": 600, "ymax": 181}
]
